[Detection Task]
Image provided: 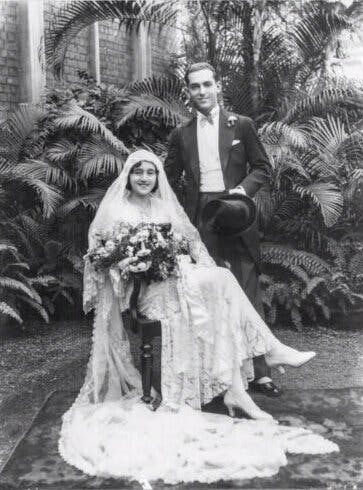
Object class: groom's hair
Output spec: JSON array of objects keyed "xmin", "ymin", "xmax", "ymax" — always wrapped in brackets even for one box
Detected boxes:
[
  {"xmin": 184, "ymin": 62, "xmax": 218, "ymax": 85},
  {"xmin": 126, "ymin": 161, "xmax": 159, "ymax": 193}
]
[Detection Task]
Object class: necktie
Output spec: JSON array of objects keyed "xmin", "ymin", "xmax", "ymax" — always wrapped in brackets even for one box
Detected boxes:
[{"xmin": 200, "ymin": 113, "xmax": 214, "ymax": 127}]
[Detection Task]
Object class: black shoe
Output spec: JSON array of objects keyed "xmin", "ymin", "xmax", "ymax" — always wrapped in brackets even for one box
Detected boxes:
[{"xmin": 249, "ymin": 380, "xmax": 282, "ymax": 398}]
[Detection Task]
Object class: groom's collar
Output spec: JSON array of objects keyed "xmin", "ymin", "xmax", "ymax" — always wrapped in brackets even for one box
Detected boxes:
[
  {"xmin": 196, "ymin": 105, "xmax": 220, "ymax": 122},
  {"xmin": 187, "ymin": 105, "xmax": 230, "ymax": 126}
]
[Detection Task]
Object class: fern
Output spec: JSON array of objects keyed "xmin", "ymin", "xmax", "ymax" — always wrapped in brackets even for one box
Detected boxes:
[
  {"xmin": 19, "ymin": 296, "xmax": 49, "ymax": 323},
  {"xmin": 29, "ymin": 275, "xmax": 59, "ymax": 287},
  {"xmin": 290, "ymin": 306, "xmax": 303, "ymax": 330},
  {"xmin": 261, "ymin": 243, "xmax": 332, "ymax": 275},
  {"xmin": 0, "ymin": 277, "xmax": 41, "ymax": 303},
  {"xmin": 0, "ymin": 301, "xmax": 23, "ymax": 324},
  {"xmin": 303, "ymin": 276, "xmax": 325, "ymax": 296}
]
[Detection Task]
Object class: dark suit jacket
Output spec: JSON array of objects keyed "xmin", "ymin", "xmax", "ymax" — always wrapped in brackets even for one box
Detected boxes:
[{"xmin": 164, "ymin": 108, "xmax": 271, "ymax": 264}]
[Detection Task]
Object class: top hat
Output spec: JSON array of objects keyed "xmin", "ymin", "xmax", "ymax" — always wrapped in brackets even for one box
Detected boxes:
[{"xmin": 202, "ymin": 193, "xmax": 257, "ymax": 236}]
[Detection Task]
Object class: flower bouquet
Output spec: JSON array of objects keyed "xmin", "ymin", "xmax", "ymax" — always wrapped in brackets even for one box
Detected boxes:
[{"xmin": 85, "ymin": 222, "xmax": 190, "ymax": 283}]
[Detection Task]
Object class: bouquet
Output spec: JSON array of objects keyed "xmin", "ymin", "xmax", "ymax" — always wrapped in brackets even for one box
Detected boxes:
[{"xmin": 85, "ymin": 222, "xmax": 190, "ymax": 283}]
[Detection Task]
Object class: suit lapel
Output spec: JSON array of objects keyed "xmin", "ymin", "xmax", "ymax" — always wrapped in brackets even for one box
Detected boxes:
[
  {"xmin": 219, "ymin": 109, "xmax": 236, "ymax": 174},
  {"xmin": 184, "ymin": 116, "xmax": 200, "ymax": 183}
]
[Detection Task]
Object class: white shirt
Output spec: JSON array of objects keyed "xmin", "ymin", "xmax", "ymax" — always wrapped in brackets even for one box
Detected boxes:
[{"xmin": 197, "ymin": 106, "xmax": 225, "ymax": 192}]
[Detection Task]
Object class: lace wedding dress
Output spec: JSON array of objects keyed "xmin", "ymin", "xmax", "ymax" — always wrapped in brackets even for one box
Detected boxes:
[{"xmin": 59, "ymin": 150, "xmax": 338, "ymax": 484}]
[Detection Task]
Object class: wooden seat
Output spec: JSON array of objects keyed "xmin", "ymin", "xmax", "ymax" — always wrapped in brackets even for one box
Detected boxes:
[{"xmin": 122, "ymin": 275, "xmax": 161, "ymax": 405}]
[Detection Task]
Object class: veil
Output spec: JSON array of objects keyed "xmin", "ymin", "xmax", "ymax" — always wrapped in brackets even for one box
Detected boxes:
[
  {"xmin": 84, "ymin": 149, "xmax": 214, "ymax": 313},
  {"xmin": 89, "ymin": 149, "xmax": 197, "ymax": 243},
  {"xmin": 70, "ymin": 150, "xmax": 214, "ymax": 407}
]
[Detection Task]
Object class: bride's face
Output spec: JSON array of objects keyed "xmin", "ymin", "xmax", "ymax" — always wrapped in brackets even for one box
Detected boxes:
[{"xmin": 128, "ymin": 161, "xmax": 158, "ymax": 197}]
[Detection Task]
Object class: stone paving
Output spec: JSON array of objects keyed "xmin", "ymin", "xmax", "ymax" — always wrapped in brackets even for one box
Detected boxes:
[{"xmin": 0, "ymin": 323, "xmax": 362, "ymax": 488}]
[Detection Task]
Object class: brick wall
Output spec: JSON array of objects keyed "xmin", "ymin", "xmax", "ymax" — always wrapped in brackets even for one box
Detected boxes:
[
  {"xmin": 151, "ymin": 25, "xmax": 178, "ymax": 76},
  {"xmin": 44, "ymin": 0, "xmax": 89, "ymax": 91},
  {"xmin": 99, "ymin": 20, "xmax": 133, "ymax": 86},
  {"xmin": 0, "ymin": 0, "xmax": 179, "ymax": 116},
  {"xmin": 0, "ymin": 0, "xmax": 20, "ymax": 113}
]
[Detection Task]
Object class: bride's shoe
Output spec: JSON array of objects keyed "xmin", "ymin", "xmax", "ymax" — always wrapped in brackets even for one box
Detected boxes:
[
  {"xmin": 266, "ymin": 343, "xmax": 316, "ymax": 369},
  {"xmin": 224, "ymin": 390, "xmax": 275, "ymax": 422}
]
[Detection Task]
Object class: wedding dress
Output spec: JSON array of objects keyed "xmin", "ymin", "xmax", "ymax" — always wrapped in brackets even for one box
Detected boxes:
[{"xmin": 59, "ymin": 150, "xmax": 338, "ymax": 484}]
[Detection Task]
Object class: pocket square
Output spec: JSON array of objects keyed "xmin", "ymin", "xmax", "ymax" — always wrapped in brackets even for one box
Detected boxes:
[{"xmin": 232, "ymin": 139, "xmax": 241, "ymax": 146}]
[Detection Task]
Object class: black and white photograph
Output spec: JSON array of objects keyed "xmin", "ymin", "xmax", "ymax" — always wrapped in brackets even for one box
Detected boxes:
[{"xmin": 0, "ymin": 0, "xmax": 362, "ymax": 488}]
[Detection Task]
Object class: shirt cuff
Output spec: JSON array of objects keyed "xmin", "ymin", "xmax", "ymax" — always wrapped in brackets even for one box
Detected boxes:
[{"xmin": 236, "ymin": 185, "xmax": 247, "ymax": 194}]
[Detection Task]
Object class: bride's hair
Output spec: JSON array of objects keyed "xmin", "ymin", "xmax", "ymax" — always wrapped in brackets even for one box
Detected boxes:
[{"xmin": 125, "ymin": 160, "xmax": 159, "ymax": 193}]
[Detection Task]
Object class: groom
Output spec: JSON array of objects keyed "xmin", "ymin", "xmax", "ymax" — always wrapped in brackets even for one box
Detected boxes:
[{"xmin": 164, "ymin": 62, "xmax": 281, "ymax": 397}]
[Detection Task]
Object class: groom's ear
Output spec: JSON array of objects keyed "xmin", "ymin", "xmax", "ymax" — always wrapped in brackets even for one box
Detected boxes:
[{"xmin": 216, "ymin": 80, "xmax": 222, "ymax": 94}]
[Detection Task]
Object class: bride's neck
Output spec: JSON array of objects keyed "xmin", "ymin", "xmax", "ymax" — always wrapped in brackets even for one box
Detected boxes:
[{"xmin": 128, "ymin": 193, "xmax": 152, "ymax": 208}]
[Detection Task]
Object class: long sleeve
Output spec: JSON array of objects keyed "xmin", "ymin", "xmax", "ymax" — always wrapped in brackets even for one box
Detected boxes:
[
  {"xmin": 164, "ymin": 127, "xmax": 184, "ymax": 191},
  {"xmin": 238, "ymin": 117, "xmax": 271, "ymax": 197}
]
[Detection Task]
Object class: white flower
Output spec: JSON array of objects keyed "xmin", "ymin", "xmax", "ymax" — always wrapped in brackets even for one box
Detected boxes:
[
  {"xmin": 137, "ymin": 248, "xmax": 151, "ymax": 257},
  {"xmin": 130, "ymin": 236, "xmax": 139, "ymax": 245},
  {"xmin": 105, "ymin": 240, "xmax": 116, "ymax": 252},
  {"xmin": 156, "ymin": 232, "xmax": 167, "ymax": 247},
  {"xmin": 138, "ymin": 230, "xmax": 150, "ymax": 240}
]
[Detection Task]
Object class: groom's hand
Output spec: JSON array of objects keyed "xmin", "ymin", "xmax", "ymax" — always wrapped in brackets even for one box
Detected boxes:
[{"xmin": 229, "ymin": 185, "xmax": 246, "ymax": 196}]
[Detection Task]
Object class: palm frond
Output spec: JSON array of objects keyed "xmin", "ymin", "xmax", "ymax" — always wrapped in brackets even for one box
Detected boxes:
[
  {"xmin": 338, "ymin": 130, "xmax": 363, "ymax": 166},
  {"xmin": 293, "ymin": 182, "xmax": 343, "ymax": 227},
  {"xmin": 224, "ymin": 72, "xmax": 254, "ymax": 116},
  {"xmin": 77, "ymin": 139, "xmax": 125, "ymax": 180},
  {"xmin": 0, "ymin": 104, "xmax": 44, "ymax": 164},
  {"xmin": 289, "ymin": 1, "xmax": 353, "ymax": 69},
  {"xmin": 54, "ymin": 101, "xmax": 129, "ymax": 154},
  {"xmin": 45, "ymin": 0, "xmax": 180, "ymax": 77},
  {"xmin": 283, "ymin": 86, "xmax": 362, "ymax": 123},
  {"xmin": 22, "ymin": 159, "xmax": 74, "ymax": 190},
  {"xmin": 7, "ymin": 165, "xmax": 62, "ymax": 218},
  {"xmin": 307, "ymin": 115, "xmax": 347, "ymax": 157},
  {"xmin": 0, "ymin": 242, "xmax": 18, "ymax": 255},
  {"xmin": 260, "ymin": 121, "xmax": 308, "ymax": 150},
  {"xmin": 118, "ymin": 75, "xmax": 191, "ymax": 128},
  {"xmin": 117, "ymin": 94, "xmax": 190, "ymax": 128},
  {"xmin": 56, "ymin": 188, "xmax": 105, "ymax": 217},
  {"xmin": 45, "ymin": 139, "xmax": 79, "ymax": 164}
]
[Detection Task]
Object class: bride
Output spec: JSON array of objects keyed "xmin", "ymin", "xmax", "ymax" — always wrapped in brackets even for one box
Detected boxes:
[{"xmin": 59, "ymin": 149, "xmax": 337, "ymax": 484}]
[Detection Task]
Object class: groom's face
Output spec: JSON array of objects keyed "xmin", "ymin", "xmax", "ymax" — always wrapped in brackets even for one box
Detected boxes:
[{"xmin": 187, "ymin": 69, "xmax": 221, "ymax": 114}]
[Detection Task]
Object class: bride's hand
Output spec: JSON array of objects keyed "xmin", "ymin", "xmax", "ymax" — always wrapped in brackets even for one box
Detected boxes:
[{"xmin": 117, "ymin": 257, "xmax": 138, "ymax": 271}]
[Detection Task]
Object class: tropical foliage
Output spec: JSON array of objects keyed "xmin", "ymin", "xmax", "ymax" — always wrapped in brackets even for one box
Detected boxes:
[{"xmin": 1, "ymin": 0, "xmax": 363, "ymax": 329}]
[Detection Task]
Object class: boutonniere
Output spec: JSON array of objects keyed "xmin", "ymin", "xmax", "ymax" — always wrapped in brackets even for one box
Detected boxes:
[{"xmin": 227, "ymin": 115, "xmax": 238, "ymax": 128}]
